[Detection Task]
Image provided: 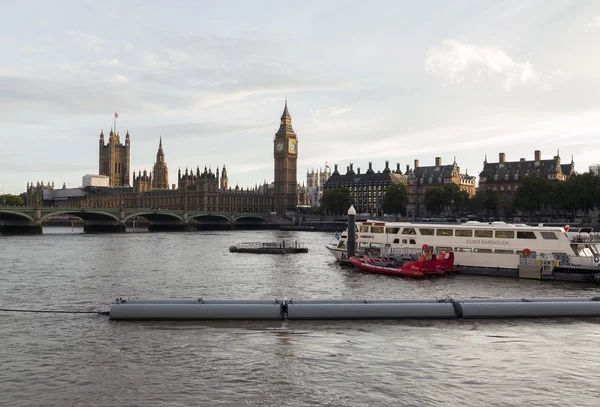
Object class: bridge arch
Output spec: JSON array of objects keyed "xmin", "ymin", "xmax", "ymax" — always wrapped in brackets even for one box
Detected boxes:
[
  {"xmin": 233, "ymin": 215, "xmax": 268, "ymax": 224},
  {"xmin": 125, "ymin": 212, "xmax": 184, "ymax": 223},
  {"xmin": 41, "ymin": 210, "xmax": 120, "ymax": 223},
  {"xmin": 192, "ymin": 213, "xmax": 232, "ymax": 223},
  {"xmin": 0, "ymin": 210, "xmax": 35, "ymax": 223}
]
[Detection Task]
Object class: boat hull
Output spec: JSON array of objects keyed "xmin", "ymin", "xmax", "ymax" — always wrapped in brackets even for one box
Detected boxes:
[{"xmin": 349, "ymin": 256, "xmax": 425, "ymax": 278}]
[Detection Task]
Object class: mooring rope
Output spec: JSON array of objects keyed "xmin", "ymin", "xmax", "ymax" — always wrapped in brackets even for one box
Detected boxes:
[{"xmin": 0, "ymin": 308, "xmax": 109, "ymax": 315}]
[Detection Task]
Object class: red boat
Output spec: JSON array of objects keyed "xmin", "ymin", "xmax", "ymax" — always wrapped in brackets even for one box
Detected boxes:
[
  {"xmin": 349, "ymin": 252, "xmax": 442, "ymax": 279},
  {"xmin": 435, "ymin": 251, "xmax": 460, "ymax": 274}
]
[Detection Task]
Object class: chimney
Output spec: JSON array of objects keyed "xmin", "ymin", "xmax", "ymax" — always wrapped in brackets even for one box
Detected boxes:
[
  {"xmin": 357, "ymin": 167, "xmax": 361, "ymax": 174},
  {"xmin": 368, "ymin": 162, "xmax": 373, "ymax": 170},
  {"xmin": 334, "ymin": 164, "xmax": 338, "ymax": 173},
  {"xmin": 385, "ymin": 160, "xmax": 389, "ymax": 169},
  {"xmin": 535, "ymin": 150, "xmax": 541, "ymax": 161},
  {"xmin": 435, "ymin": 157, "xmax": 441, "ymax": 167},
  {"xmin": 414, "ymin": 159, "xmax": 419, "ymax": 169},
  {"xmin": 520, "ymin": 158, "xmax": 525, "ymax": 162},
  {"xmin": 499, "ymin": 152, "xmax": 506, "ymax": 163},
  {"xmin": 350, "ymin": 163, "xmax": 354, "ymax": 172},
  {"xmin": 396, "ymin": 163, "xmax": 400, "ymax": 172}
]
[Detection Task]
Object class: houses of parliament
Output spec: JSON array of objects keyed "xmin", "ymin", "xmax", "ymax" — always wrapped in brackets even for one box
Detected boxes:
[{"xmin": 26, "ymin": 102, "xmax": 299, "ymax": 214}]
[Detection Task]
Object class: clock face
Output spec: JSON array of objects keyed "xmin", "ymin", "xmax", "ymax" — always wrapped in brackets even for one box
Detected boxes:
[
  {"xmin": 289, "ymin": 140, "xmax": 296, "ymax": 154},
  {"xmin": 275, "ymin": 141, "xmax": 284, "ymax": 152}
]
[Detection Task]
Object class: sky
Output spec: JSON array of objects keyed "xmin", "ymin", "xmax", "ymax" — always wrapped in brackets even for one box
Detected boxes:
[{"xmin": 1, "ymin": 0, "xmax": 600, "ymax": 194}]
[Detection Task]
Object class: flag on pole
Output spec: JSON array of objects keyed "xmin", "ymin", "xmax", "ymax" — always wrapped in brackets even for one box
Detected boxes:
[
  {"xmin": 114, "ymin": 112, "xmax": 119, "ymax": 118},
  {"xmin": 325, "ymin": 161, "xmax": 330, "ymax": 169}
]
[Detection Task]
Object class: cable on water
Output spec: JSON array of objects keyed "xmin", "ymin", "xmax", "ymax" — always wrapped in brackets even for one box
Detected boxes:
[{"xmin": 0, "ymin": 308, "xmax": 109, "ymax": 316}]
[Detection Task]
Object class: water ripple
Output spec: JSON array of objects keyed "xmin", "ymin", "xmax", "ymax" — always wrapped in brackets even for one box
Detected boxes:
[{"xmin": 1, "ymin": 229, "xmax": 600, "ymax": 406}]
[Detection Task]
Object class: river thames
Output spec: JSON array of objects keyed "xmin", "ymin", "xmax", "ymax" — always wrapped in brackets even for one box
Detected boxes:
[{"xmin": 1, "ymin": 228, "xmax": 600, "ymax": 406}]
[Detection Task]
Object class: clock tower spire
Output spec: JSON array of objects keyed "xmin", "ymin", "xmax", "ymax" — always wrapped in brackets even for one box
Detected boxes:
[{"xmin": 273, "ymin": 99, "xmax": 298, "ymax": 214}]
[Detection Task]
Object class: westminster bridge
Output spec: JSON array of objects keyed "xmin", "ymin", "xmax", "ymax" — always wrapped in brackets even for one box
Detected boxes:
[{"xmin": 0, "ymin": 206, "xmax": 289, "ymax": 234}]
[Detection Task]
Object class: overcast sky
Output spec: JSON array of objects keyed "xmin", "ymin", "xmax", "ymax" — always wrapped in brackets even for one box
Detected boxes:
[{"xmin": 1, "ymin": 0, "xmax": 600, "ymax": 194}]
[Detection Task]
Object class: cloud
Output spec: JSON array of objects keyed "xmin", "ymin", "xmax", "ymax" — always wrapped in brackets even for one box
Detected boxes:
[
  {"xmin": 142, "ymin": 51, "xmax": 171, "ymax": 69},
  {"xmin": 100, "ymin": 58, "xmax": 135, "ymax": 69},
  {"xmin": 425, "ymin": 40, "xmax": 540, "ymax": 91},
  {"xmin": 588, "ymin": 16, "xmax": 600, "ymax": 27},
  {"xmin": 68, "ymin": 30, "xmax": 103, "ymax": 52}
]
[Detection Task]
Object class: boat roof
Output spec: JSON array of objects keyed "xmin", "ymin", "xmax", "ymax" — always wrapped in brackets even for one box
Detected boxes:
[{"xmin": 360, "ymin": 220, "xmax": 568, "ymax": 231}]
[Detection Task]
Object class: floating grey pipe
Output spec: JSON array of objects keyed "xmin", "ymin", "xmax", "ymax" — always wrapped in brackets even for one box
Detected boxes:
[
  {"xmin": 109, "ymin": 300, "xmax": 283, "ymax": 320},
  {"xmin": 108, "ymin": 297, "xmax": 600, "ymax": 321}
]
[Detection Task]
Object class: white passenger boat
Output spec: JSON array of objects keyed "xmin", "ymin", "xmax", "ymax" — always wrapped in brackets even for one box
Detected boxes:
[{"xmin": 326, "ymin": 220, "xmax": 600, "ymax": 279}]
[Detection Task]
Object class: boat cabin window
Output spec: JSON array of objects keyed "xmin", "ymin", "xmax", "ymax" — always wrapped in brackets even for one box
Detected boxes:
[
  {"xmin": 386, "ymin": 227, "xmax": 400, "ymax": 234},
  {"xmin": 474, "ymin": 230, "xmax": 493, "ymax": 238},
  {"xmin": 371, "ymin": 226, "xmax": 384, "ymax": 233},
  {"xmin": 436, "ymin": 229, "xmax": 453, "ymax": 236},
  {"xmin": 401, "ymin": 228, "xmax": 416, "ymax": 235},
  {"xmin": 455, "ymin": 229, "xmax": 473, "ymax": 237},
  {"xmin": 474, "ymin": 248, "xmax": 493, "ymax": 253},
  {"xmin": 359, "ymin": 225, "xmax": 369, "ymax": 233},
  {"xmin": 358, "ymin": 242, "xmax": 370, "ymax": 250},
  {"xmin": 517, "ymin": 231, "xmax": 537, "ymax": 239},
  {"xmin": 540, "ymin": 231, "xmax": 558, "ymax": 240},
  {"xmin": 455, "ymin": 247, "xmax": 472, "ymax": 252},
  {"xmin": 402, "ymin": 239, "xmax": 407, "ymax": 244},
  {"xmin": 495, "ymin": 249, "xmax": 514, "ymax": 254},
  {"xmin": 495, "ymin": 230, "xmax": 515, "ymax": 239},
  {"xmin": 337, "ymin": 241, "xmax": 346, "ymax": 249},
  {"xmin": 437, "ymin": 246, "xmax": 452, "ymax": 252},
  {"xmin": 419, "ymin": 228, "xmax": 434, "ymax": 235},
  {"xmin": 410, "ymin": 239, "xmax": 416, "ymax": 244}
]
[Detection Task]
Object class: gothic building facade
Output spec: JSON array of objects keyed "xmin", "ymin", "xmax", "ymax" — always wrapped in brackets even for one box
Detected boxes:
[
  {"xmin": 28, "ymin": 102, "xmax": 299, "ymax": 214},
  {"xmin": 299, "ymin": 167, "xmax": 332, "ymax": 207},
  {"xmin": 273, "ymin": 101, "xmax": 298, "ymax": 213},
  {"xmin": 99, "ymin": 129, "xmax": 130, "ymax": 187},
  {"xmin": 152, "ymin": 137, "xmax": 169, "ymax": 189}
]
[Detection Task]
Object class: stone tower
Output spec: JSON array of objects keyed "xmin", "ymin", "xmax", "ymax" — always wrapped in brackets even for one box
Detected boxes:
[
  {"xmin": 273, "ymin": 100, "xmax": 298, "ymax": 213},
  {"xmin": 152, "ymin": 136, "xmax": 169, "ymax": 189},
  {"xmin": 99, "ymin": 129, "xmax": 130, "ymax": 187},
  {"xmin": 220, "ymin": 165, "xmax": 228, "ymax": 189}
]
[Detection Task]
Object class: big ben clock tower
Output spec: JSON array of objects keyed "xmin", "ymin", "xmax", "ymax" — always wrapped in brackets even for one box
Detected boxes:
[{"xmin": 273, "ymin": 100, "xmax": 298, "ymax": 214}]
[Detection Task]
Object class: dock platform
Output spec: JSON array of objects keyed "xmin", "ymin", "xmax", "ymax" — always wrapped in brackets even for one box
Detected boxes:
[{"xmin": 229, "ymin": 241, "xmax": 308, "ymax": 254}]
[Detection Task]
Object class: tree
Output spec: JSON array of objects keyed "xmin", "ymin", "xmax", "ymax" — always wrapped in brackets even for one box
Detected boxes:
[
  {"xmin": 441, "ymin": 183, "xmax": 469, "ymax": 218},
  {"xmin": 0, "ymin": 194, "xmax": 24, "ymax": 207},
  {"xmin": 382, "ymin": 183, "xmax": 408, "ymax": 219},
  {"xmin": 424, "ymin": 187, "xmax": 446, "ymax": 216},
  {"xmin": 514, "ymin": 173, "xmax": 550, "ymax": 219},
  {"xmin": 469, "ymin": 189, "xmax": 499, "ymax": 218},
  {"xmin": 321, "ymin": 187, "xmax": 352, "ymax": 216}
]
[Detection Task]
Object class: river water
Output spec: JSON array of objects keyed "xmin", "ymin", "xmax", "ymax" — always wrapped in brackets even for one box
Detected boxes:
[{"xmin": 1, "ymin": 228, "xmax": 600, "ymax": 406}]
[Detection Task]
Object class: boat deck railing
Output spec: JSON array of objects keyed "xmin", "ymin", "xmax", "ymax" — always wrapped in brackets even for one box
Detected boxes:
[{"xmin": 236, "ymin": 241, "xmax": 306, "ymax": 249}]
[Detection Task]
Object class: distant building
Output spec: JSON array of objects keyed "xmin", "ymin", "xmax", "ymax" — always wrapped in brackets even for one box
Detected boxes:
[
  {"xmin": 152, "ymin": 137, "xmax": 169, "ymax": 189},
  {"xmin": 478, "ymin": 150, "xmax": 574, "ymax": 198},
  {"xmin": 405, "ymin": 156, "xmax": 476, "ymax": 218},
  {"xmin": 300, "ymin": 167, "xmax": 331, "ymax": 207},
  {"xmin": 99, "ymin": 129, "xmax": 130, "ymax": 187},
  {"xmin": 589, "ymin": 164, "xmax": 600, "ymax": 175},
  {"xmin": 323, "ymin": 161, "xmax": 407, "ymax": 216},
  {"xmin": 82, "ymin": 174, "xmax": 110, "ymax": 188}
]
